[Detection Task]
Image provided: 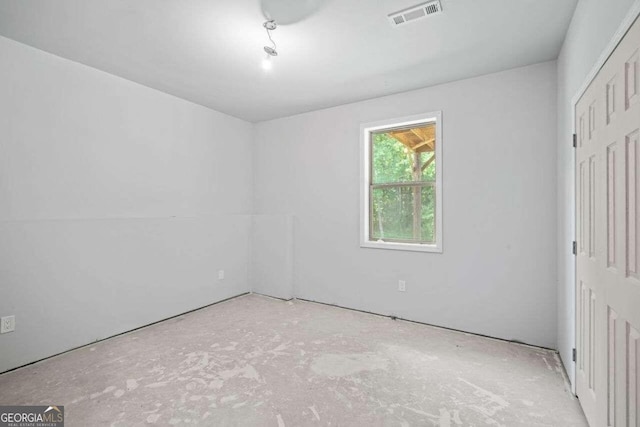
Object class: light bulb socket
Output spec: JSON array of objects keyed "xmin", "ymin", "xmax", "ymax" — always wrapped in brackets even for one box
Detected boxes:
[{"xmin": 263, "ymin": 46, "xmax": 278, "ymax": 56}]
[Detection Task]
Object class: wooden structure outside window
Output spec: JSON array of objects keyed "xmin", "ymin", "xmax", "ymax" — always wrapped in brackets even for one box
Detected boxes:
[{"xmin": 369, "ymin": 122, "xmax": 437, "ymax": 243}]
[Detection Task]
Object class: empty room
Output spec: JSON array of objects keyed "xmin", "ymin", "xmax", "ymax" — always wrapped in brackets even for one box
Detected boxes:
[{"xmin": 0, "ymin": 0, "xmax": 639, "ymax": 426}]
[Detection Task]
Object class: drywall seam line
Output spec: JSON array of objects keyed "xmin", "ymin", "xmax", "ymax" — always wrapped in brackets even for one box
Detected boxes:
[{"xmin": 0, "ymin": 213, "xmax": 251, "ymax": 224}]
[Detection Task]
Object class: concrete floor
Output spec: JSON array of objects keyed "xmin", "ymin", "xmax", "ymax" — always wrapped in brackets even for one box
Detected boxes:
[{"xmin": 0, "ymin": 294, "xmax": 587, "ymax": 426}]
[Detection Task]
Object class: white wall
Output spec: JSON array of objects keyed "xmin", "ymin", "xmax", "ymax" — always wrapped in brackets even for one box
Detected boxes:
[
  {"xmin": 7, "ymin": 2, "xmax": 628, "ymax": 371},
  {"xmin": 250, "ymin": 215, "xmax": 294, "ymax": 300},
  {"xmin": 0, "ymin": 36, "xmax": 253, "ymax": 373},
  {"xmin": 253, "ymin": 62, "xmax": 559, "ymax": 348},
  {"xmin": 556, "ymin": 0, "xmax": 638, "ymax": 386}
]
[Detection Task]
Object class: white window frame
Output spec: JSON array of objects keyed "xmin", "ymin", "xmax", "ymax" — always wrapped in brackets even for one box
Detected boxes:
[{"xmin": 360, "ymin": 111, "xmax": 443, "ymax": 253}]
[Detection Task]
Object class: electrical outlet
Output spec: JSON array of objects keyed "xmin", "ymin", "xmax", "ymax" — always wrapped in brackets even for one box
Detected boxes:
[
  {"xmin": 218, "ymin": 270, "xmax": 225, "ymax": 280},
  {"xmin": 1, "ymin": 316, "xmax": 15, "ymax": 334},
  {"xmin": 398, "ymin": 280, "xmax": 406, "ymax": 292}
]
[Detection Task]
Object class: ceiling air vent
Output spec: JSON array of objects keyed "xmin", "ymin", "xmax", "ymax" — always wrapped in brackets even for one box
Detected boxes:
[{"xmin": 388, "ymin": 0, "xmax": 442, "ymax": 27}]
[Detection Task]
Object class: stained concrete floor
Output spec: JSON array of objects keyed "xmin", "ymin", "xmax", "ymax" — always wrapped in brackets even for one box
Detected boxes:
[{"xmin": 0, "ymin": 294, "xmax": 587, "ymax": 427}]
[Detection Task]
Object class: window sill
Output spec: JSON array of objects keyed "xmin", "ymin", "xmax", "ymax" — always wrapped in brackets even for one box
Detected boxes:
[{"xmin": 360, "ymin": 240, "xmax": 442, "ymax": 253}]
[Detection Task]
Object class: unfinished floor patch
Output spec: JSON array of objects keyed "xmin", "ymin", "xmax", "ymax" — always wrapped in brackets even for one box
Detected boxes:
[
  {"xmin": 0, "ymin": 294, "xmax": 586, "ymax": 426},
  {"xmin": 311, "ymin": 353, "xmax": 388, "ymax": 377}
]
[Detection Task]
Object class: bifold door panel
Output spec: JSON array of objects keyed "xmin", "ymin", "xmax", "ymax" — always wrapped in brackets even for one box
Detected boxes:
[{"xmin": 575, "ymin": 15, "xmax": 640, "ymax": 427}]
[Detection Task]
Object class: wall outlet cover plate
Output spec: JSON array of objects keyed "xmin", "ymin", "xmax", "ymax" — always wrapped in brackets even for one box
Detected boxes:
[{"xmin": 1, "ymin": 315, "xmax": 15, "ymax": 333}]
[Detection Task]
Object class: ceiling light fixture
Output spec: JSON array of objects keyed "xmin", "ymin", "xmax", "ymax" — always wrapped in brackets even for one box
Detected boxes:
[{"xmin": 262, "ymin": 20, "xmax": 278, "ymax": 71}]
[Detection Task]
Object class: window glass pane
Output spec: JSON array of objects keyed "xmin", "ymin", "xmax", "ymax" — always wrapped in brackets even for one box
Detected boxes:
[
  {"xmin": 370, "ymin": 184, "xmax": 435, "ymax": 243},
  {"xmin": 371, "ymin": 123, "xmax": 436, "ymax": 185},
  {"xmin": 371, "ymin": 133, "xmax": 414, "ymax": 184},
  {"xmin": 421, "ymin": 151, "xmax": 436, "ymax": 182},
  {"xmin": 421, "ymin": 185, "xmax": 435, "ymax": 242}
]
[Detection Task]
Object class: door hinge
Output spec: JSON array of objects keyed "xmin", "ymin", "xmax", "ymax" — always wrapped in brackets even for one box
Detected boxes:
[
  {"xmin": 572, "ymin": 241, "xmax": 577, "ymax": 255},
  {"xmin": 572, "ymin": 348, "xmax": 577, "ymax": 363},
  {"xmin": 573, "ymin": 133, "xmax": 577, "ymax": 148}
]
